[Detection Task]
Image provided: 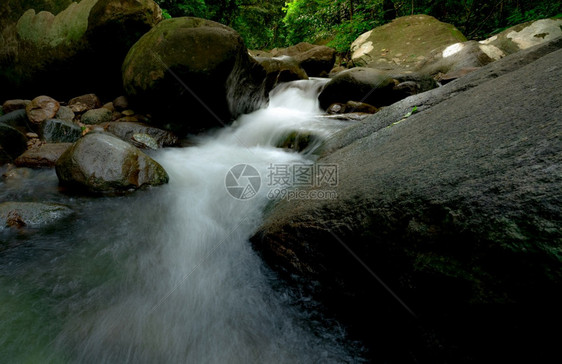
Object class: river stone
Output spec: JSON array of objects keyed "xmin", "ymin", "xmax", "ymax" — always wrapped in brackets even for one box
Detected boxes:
[
  {"xmin": 106, "ymin": 122, "xmax": 179, "ymax": 148},
  {"xmin": 253, "ymin": 56, "xmax": 308, "ymax": 93},
  {"xmin": 252, "ymin": 40, "xmax": 562, "ymax": 363},
  {"xmin": 55, "ymin": 105, "xmax": 75, "ymax": 123},
  {"xmin": 0, "ymin": 201, "xmax": 73, "ymax": 229},
  {"xmin": 270, "ymin": 42, "xmax": 336, "ymax": 77},
  {"xmin": 0, "ymin": 109, "xmax": 29, "ymax": 132},
  {"xmin": 350, "ymin": 15, "xmax": 466, "ymax": 70},
  {"xmin": 112, "ymin": 96, "xmax": 129, "ymax": 111},
  {"xmin": 318, "ymin": 68, "xmax": 395, "ymax": 110},
  {"xmin": 40, "ymin": 119, "xmax": 82, "ymax": 143},
  {"xmin": 81, "ymin": 108, "xmax": 112, "ymax": 125},
  {"xmin": 0, "ymin": 0, "xmax": 162, "ymax": 101},
  {"xmin": 68, "ymin": 94, "xmax": 102, "ymax": 113},
  {"xmin": 0, "ymin": 122, "xmax": 28, "ymax": 162},
  {"xmin": 122, "ymin": 17, "xmax": 266, "ymax": 134},
  {"xmin": 2, "ymin": 99, "xmax": 31, "ymax": 114},
  {"xmin": 55, "ymin": 132, "xmax": 169, "ymax": 193},
  {"xmin": 15, "ymin": 142, "xmax": 72, "ymax": 168},
  {"xmin": 26, "ymin": 96, "xmax": 60, "ymax": 124}
]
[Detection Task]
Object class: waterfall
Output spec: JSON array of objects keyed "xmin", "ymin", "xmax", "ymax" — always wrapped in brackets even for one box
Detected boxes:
[{"xmin": 0, "ymin": 80, "xmax": 363, "ymax": 363}]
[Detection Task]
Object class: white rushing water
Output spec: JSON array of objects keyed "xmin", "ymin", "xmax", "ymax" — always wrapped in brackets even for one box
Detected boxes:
[{"xmin": 0, "ymin": 79, "xmax": 361, "ymax": 363}]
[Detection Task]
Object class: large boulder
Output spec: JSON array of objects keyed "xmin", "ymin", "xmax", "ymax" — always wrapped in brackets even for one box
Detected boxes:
[
  {"xmin": 55, "ymin": 132, "xmax": 169, "ymax": 194},
  {"xmin": 480, "ymin": 18, "xmax": 562, "ymax": 55},
  {"xmin": 350, "ymin": 15, "xmax": 466, "ymax": 71},
  {"xmin": 0, "ymin": 0, "xmax": 162, "ymax": 101},
  {"xmin": 253, "ymin": 56, "xmax": 308, "ymax": 94},
  {"xmin": 317, "ymin": 68, "xmax": 396, "ymax": 110},
  {"xmin": 252, "ymin": 39, "xmax": 562, "ymax": 363},
  {"xmin": 270, "ymin": 42, "xmax": 336, "ymax": 77},
  {"xmin": 419, "ymin": 40, "xmax": 506, "ymax": 77},
  {"xmin": 122, "ymin": 17, "xmax": 266, "ymax": 135}
]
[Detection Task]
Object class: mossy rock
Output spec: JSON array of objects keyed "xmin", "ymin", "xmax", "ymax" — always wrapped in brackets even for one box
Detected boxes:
[
  {"xmin": 0, "ymin": 0, "xmax": 161, "ymax": 101},
  {"xmin": 122, "ymin": 17, "xmax": 266, "ymax": 134},
  {"xmin": 55, "ymin": 132, "xmax": 169, "ymax": 194},
  {"xmin": 350, "ymin": 14, "xmax": 466, "ymax": 71}
]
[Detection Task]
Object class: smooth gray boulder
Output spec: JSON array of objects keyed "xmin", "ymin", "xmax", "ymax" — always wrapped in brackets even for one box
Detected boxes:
[
  {"xmin": 252, "ymin": 38, "xmax": 562, "ymax": 363},
  {"xmin": 55, "ymin": 132, "xmax": 169, "ymax": 194}
]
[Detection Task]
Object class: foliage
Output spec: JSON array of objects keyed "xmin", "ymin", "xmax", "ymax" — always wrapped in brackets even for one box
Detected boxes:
[{"xmin": 154, "ymin": 0, "xmax": 562, "ymax": 53}]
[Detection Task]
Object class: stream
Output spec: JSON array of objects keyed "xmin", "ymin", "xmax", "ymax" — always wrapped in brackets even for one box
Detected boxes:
[{"xmin": 0, "ymin": 79, "xmax": 366, "ymax": 363}]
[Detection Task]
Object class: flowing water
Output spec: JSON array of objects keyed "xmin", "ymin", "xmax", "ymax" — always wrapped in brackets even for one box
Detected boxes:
[{"xmin": 0, "ymin": 80, "xmax": 364, "ymax": 363}]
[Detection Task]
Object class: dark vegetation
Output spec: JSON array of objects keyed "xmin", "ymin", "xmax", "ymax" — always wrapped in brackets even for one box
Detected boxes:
[{"xmin": 155, "ymin": 0, "xmax": 562, "ymax": 52}]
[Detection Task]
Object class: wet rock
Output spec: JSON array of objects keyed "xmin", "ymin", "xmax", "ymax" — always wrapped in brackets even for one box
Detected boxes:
[
  {"xmin": 271, "ymin": 42, "xmax": 336, "ymax": 77},
  {"xmin": 122, "ymin": 17, "xmax": 266, "ymax": 134},
  {"xmin": 55, "ymin": 132, "xmax": 169, "ymax": 193},
  {"xmin": 275, "ymin": 131, "xmax": 318, "ymax": 153},
  {"xmin": 253, "ymin": 56, "xmax": 308, "ymax": 93},
  {"xmin": 15, "ymin": 143, "xmax": 72, "ymax": 168},
  {"xmin": 318, "ymin": 68, "xmax": 396, "ymax": 110},
  {"xmin": 81, "ymin": 108, "xmax": 112, "ymax": 125},
  {"xmin": 0, "ymin": 109, "xmax": 30, "ymax": 132},
  {"xmin": 40, "ymin": 119, "xmax": 82, "ymax": 143},
  {"xmin": 252, "ymin": 39, "xmax": 562, "ymax": 364},
  {"xmin": 0, "ymin": 202, "xmax": 73, "ymax": 230},
  {"xmin": 26, "ymin": 96, "xmax": 60, "ymax": 124},
  {"xmin": 106, "ymin": 121, "xmax": 180, "ymax": 148},
  {"xmin": 2, "ymin": 99, "xmax": 31, "ymax": 114},
  {"xmin": 68, "ymin": 94, "xmax": 102, "ymax": 114},
  {"xmin": 0, "ymin": 122, "xmax": 28, "ymax": 162}
]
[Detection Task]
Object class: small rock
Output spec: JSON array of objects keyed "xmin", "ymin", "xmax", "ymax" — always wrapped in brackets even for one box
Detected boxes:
[
  {"xmin": 106, "ymin": 121, "xmax": 180, "ymax": 148},
  {"xmin": 327, "ymin": 103, "xmax": 345, "ymax": 114},
  {"xmin": 113, "ymin": 96, "xmax": 129, "ymax": 111},
  {"xmin": 0, "ymin": 202, "xmax": 74, "ymax": 230},
  {"xmin": 112, "ymin": 111, "xmax": 123, "ymax": 121},
  {"xmin": 2, "ymin": 99, "xmax": 31, "ymax": 114},
  {"xmin": 40, "ymin": 119, "xmax": 82, "ymax": 143},
  {"xmin": 81, "ymin": 108, "xmax": 113, "ymax": 125},
  {"xmin": 26, "ymin": 96, "xmax": 60, "ymax": 124},
  {"xmin": 106, "ymin": 122, "xmax": 180, "ymax": 148},
  {"xmin": 102, "ymin": 102, "xmax": 115, "ymax": 112},
  {"xmin": 276, "ymin": 131, "xmax": 318, "ymax": 152},
  {"xmin": 26, "ymin": 132, "xmax": 39, "ymax": 138},
  {"xmin": 121, "ymin": 109, "xmax": 135, "ymax": 116},
  {"xmin": 15, "ymin": 143, "xmax": 72, "ymax": 168},
  {"xmin": 132, "ymin": 133, "xmax": 158, "ymax": 150},
  {"xmin": 115, "ymin": 116, "xmax": 139, "ymax": 123},
  {"xmin": 55, "ymin": 106, "xmax": 75, "ymax": 123},
  {"xmin": 68, "ymin": 94, "xmax": 102, "ymax": 113},
  {"xmin": 345, "ymin": 101, "xmax": 379, "ymax": 114}
]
